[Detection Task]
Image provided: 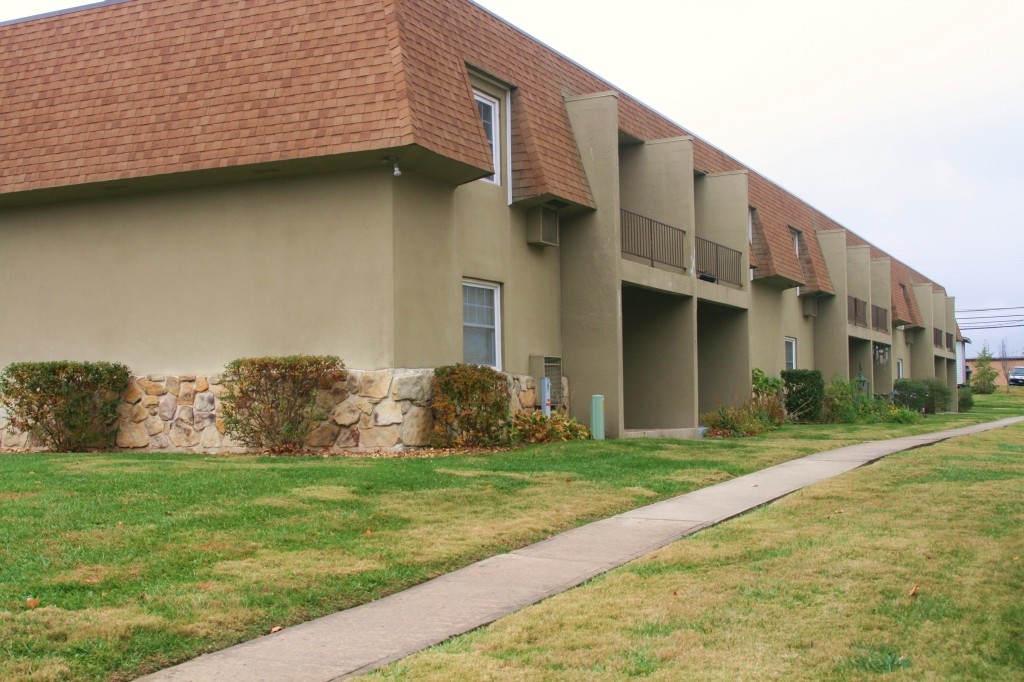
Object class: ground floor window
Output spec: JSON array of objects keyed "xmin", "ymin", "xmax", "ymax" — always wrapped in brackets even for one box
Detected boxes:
[
  {"xmin": 897, "ymin": 359, "xmax": 904, "ymax": 379},
  {"xmin": 463, "ymin": 279, "xmax": 502, "ymax": 369},
  {"xmin": 784, "ymin": 337, "xmax": 797, "ymax": 371}
]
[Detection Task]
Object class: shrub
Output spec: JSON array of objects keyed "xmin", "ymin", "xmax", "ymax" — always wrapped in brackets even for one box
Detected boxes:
[
  {"xmin": 893, "ymin": 377, "xmax": 951, "ymax": 414},
  {"xmin": 220, "ymin": 355, "xmax": 346, "ymax": 452},
  {"xmin": 924, "ymin": 377, "xmax": 952, "ymax": 413},
  {"xmin": 511, "ymin": 410, "xmax": 590, "ymax": 444},
  {"xmin": 430, "ymin": 364, "xmax": 511, "ymax": 447},
  {"xmin": 893, "ymin": 378, "xmax": 928, "ymax": 412},
  {"xmin": 781, "ymin": 369, "xmax": 825, "ymax": 422},
  {"xmin": 701, "ymin": 403, "xmax": 761, "ymax": 437},
  {"xmin": 752, "ymin": 368, "xmax": 784, "ymax": 398},
  {"xmin": 822, "ymin": 377, "xmax": 858, "ymax": 424},
  {"xmin": 957, "ymin": 386, "xmax": 974, "ymax": 412},
  {"xmin": 0, "ymin": 361, "xmax": 131, "ymax": 452}
]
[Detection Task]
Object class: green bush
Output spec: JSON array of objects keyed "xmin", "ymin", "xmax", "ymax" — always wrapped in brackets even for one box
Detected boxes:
[
  {"xmin": 893, "ymin": 377, "xmax": 951, "ymax": 414},
  {"xmin": 957, "ymin": 386, "xmax": 974, "ymax": 412},
  {"xmin": 0, "ymin": 361, "xmax": 131, "ymax": 452},
  {"xmin": 430, "ymin": 364, "xmax": 510, "ymax": 447},
  {"xmin": 822, "ymin": 377, "xmax": 858, "ymax": 424},
  {"xmin": 752, "ymin": 368, "xmax": 784, "ymax": 398},
  {"xmin": 924, "ymin": 377, "xmax": 952, "ymax": 413},
  {"xmin": 511, "ymin": 410, "xmax": 590, "ymax": 444},
  {"xmin": 221, "ymin": 355, "xmax": 346, "ymax": 452},
  {"xmin": 781, "ymin": 369, "xmax": 825, "ymax": 422},
  {"xmin": 893, "ymin": 378, "xmax": 928, "ymax": 412}
]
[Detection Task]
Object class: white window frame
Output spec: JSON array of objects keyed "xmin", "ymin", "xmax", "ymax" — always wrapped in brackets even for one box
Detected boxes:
[
  {"xmin": 462, "ymin": 279, "xmax": 502, "ymax": 370},
  {"xmin": 897, "ymin": 359, "xmax": 904, "ymax": 379},
  {"xmin": 474, "ymin": 90, "xmax": 501, "ymax": 186},
  {"xmin": 785, "ymin": 337, "xmax": 797, "ymax": 371}
]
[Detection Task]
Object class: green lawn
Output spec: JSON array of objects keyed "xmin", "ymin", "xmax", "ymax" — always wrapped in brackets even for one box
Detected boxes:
[
  {"xmin": 1, "ymin": 392, "xmax": 1021, "ymax": 681},
  {"xmin": 370, "ymin": 396, "xmax": 1024, "ymax": 681}
]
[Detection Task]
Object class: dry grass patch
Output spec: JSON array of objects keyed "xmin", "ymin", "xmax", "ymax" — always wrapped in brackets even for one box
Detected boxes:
[
  {"xmin": 371, "ymin": 483, "xmax": 658, "ymax": 564},
  {"xmin": 211, "ymin": 549, "xmax": 383, "ymax": 587}
]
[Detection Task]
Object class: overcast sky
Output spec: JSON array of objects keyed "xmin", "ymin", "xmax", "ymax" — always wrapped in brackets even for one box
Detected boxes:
[{"xmin": 4, "ymin": 0, "xmax": 1022, "ymax": 357}]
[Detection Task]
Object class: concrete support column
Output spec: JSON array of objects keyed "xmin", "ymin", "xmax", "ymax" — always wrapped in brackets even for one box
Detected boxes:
[{"xmin": 561, "ymin": 92, "xmax": 624, "ymax": 436}]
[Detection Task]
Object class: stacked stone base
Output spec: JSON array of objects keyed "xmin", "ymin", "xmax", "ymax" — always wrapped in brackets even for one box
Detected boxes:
[{"xmin": 1, "ymin": 368, "xmax": 553, "ymax": 453}]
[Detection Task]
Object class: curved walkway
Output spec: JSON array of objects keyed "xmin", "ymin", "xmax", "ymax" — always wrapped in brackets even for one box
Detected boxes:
[{"xmin": 140, "ymin": 416, "xmax": 1024, "ymax": 681}]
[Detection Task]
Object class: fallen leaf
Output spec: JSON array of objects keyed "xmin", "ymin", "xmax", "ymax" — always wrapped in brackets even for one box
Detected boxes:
[
  {"xmin": 26, "ymin": 597, "xmax": 40, "ymax": 609},
  {"xmin": 269, "ymin": 626, "xmax": 284, "ymax": 634},
  {"xmin": 363, "ymin": 529, "xmax": 373, "ymax": 535},
  {"xmin": 751, "ymin": 484, "xmax": 758, "ymax": 487},
  {"xmin": 908, "ymin": 584, "xmax": 919, "ymax": 597},
  {"xmin": 565, "ymin": 478, "xmax": 572, "ymax": 483}
]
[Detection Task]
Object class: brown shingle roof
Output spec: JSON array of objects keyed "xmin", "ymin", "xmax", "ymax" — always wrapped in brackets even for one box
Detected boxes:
[{"xmin": 0, "ymin": 0, "xmax": 946, "ymax": 302}]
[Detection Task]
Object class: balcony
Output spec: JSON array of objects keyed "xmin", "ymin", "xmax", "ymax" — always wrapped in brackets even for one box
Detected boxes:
[
  {"xmin": 848, "ymin": 296, "xmax": 868, "ymax": 327},
  {"xmin": 933, "ymin": 327, "xmax": 943, "ymax": 348},
  {"xmin": 620, "ymin": 209, "xmax": 686, "ymax": 271},
  {"xmin": 694, "ymin": 236, "xmax": 742, "ymax": 286},
  {"xmin": 871, "ymin": 305, "xmax": 889, "ymax": 333},
  {"xmin": 945, "ymin": 332, "xmax": 954, "ymax": 352}
]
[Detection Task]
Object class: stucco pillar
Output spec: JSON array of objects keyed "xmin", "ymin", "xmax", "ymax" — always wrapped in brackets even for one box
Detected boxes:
[{"xmin": 561, "ymin": 92, "xmax": 624, "ymax": 436}]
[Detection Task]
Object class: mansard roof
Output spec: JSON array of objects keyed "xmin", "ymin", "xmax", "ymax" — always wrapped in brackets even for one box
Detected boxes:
[{"xmin": 0, "ymin": 0, "xmax": 948, "ymax": 302}]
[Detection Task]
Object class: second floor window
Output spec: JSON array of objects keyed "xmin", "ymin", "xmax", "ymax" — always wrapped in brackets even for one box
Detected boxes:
[{"xmin": 474, "ymin": 90, "xmax": 501, "ymax": 184}]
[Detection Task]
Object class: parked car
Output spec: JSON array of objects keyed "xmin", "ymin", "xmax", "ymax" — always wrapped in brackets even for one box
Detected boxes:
[{"xmin": 1009, "ymin": 367, "xmax": 1024, "ymax": 386}]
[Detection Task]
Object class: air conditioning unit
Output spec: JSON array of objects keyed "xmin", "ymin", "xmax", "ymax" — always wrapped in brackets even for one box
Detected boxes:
[
  {"xmin": 526, "ymin": 205, "xmax": 559, "ymax": 247},
  {"xmin": 801, "ymin": 295, "xmax": 818, "ymax": 317},
  {"xmin": 529, "ymin": 355, "xmax": 563, "ymax": 408}
]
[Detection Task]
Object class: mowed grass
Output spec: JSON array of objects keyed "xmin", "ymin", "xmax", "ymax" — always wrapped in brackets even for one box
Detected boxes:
[
  {"xmin": 1, "ymin": 392, "xmax": 1020, "ymax": 681},
  {"xmin": 372, "ymin": 401, "xmax": 1024, "ymax": 680}
]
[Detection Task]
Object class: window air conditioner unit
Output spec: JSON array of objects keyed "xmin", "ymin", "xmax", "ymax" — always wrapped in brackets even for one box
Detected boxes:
[
  {"xmin": 529, "ymin": 355, "xmax": 563, "ymax": 408},
  {"xmin": 526, "ymin": 206, "xmax": 559, "ymax": 247},
  {"xmin": 801, "ymin": 295, "xmax": 818, "ymax": 317}
]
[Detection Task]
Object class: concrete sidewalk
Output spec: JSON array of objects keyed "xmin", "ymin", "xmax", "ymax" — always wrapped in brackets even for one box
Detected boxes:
[{"xmin": 140, "ymin": 416, "xmax": 1024, "ymax": 681}]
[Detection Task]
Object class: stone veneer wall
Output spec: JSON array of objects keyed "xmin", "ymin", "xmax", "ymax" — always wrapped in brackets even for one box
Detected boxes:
[{"xmin": 0, "ymin": 369, "xmax": 558, "ymax": 453}]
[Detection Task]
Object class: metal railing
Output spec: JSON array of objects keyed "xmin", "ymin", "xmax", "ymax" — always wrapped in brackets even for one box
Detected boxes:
[
  {"xmin": 848, "ymin": 296, "xmax": 868, "ymax": 327},
  {"xmin": 620, "ymin": 209, "xmax": 686, "ymax": 270},
  {"xmin": 694, "ymin": 236, "xmax": 742, "ymax": 286},
  {"xmin": 871, "ymin": 305, "xmax": 889, "ymax": 333}
]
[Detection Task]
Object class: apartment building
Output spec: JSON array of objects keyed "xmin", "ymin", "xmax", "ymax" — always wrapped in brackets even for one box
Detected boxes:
[{"xmin": 0, "ymin": 0, "xmax": 959, "ymax": 449}]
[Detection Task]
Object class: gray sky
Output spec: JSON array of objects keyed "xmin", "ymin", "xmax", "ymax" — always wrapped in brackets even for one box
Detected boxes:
[{"xmin": 4, "ymin": 0, "xmax": 1022, "ymax": 357}]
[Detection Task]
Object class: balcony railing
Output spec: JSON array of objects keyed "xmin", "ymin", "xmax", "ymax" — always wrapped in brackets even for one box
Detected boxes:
[
  {"xmin": 933, "ymin": 327, "xmax": 943, "ymax": 348},
  {"xmin": 848, "ymin": 296, "xmax": 868, "ymax": 327},
  {"xmin": 945, "ymin": 332, "xmax": 954, "ymax": 352},
  {"xmin": 695, "ymin": 236, "xmax": 742, "ymax": 286},
  {"xmin": 620, "ymin": 209, "xmax": 686, "ymax": 270},
  {"xmin": 871, "ymin": 305, "xmax": 889, "ymax": 333}
]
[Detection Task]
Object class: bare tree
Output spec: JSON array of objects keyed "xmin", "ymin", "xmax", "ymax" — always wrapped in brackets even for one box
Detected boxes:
[{"xmin": 999, "ymin": 339, "xmax": 1013, "ymax": 393}]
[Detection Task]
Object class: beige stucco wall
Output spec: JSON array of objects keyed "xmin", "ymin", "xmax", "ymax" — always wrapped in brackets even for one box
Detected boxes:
[{"xmin": 1, "ymin": 171, "xmax": 397, "ymax": 374}]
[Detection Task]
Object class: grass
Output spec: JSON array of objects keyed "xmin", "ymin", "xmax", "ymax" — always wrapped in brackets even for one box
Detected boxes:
[
  {"xmin": 370, "ymin": 394, "xmax": 1024, "ymax": 681},
  {"xmin": 1, "ymin": 392, "xmax": 1021, "ymax": 680}
]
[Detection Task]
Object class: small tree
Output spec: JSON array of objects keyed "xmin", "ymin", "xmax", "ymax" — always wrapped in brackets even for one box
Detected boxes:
[{"xmin": 970, "ymin": 345, "xmax": 998, "ymax": 394}]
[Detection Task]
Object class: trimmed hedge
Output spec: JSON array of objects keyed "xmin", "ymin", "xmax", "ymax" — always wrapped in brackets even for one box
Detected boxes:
[
  {"xmin": 0, "ymin": 361, "xmax": 131, "ymax": 452},
  {"xmin": 781, "ymin": 369, "xmax": 825, "ymax": 422},
  {"xmin": 221, "ymin": 355, "xmax": 346, "ymax": 452}
]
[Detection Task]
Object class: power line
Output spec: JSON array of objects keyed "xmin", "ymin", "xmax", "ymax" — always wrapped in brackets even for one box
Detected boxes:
[
  {"xmin": 958, "ymin": 305, "xmax": 1024, "ymax": 313},
  {"xmin": 957, "ymin": 313, "xmax": 1024, "ymax": 320}
]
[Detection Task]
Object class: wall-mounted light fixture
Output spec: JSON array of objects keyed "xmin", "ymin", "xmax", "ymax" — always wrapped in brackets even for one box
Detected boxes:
[{"xmin": 383, "ymin": 156, "xmax": 401, "ymax": 177}]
